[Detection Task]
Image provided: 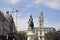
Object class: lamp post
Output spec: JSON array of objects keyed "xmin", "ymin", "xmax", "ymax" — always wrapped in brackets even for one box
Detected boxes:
[
  {"xmin": 15, "ymin": 10, "xmax": 19, "ymax": 28},
  {"xmin": 12, "ymin": 9, "xmax": 19, "ymax": 30},
  {"xmin": 11, "ymin": 9, "xmax": 19, "ymax": 40}
]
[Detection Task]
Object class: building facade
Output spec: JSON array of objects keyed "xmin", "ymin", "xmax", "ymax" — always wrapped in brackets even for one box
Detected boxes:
[
  {"xmin": 27, "ymin": 11, "xmax": 55, "ymax": 40},
  {"xmin": 0, "ymin": 10, "xmax": 16, "ymax": 40}
]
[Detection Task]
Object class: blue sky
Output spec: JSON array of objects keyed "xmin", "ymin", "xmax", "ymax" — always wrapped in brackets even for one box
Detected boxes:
[{"xmin": 0, "ymin": 0, "xmax": 60, "ymax": 31}]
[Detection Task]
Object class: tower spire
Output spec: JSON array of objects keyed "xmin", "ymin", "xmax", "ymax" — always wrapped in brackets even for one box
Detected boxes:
[
  {"xmin": 39, "ymin": 10, "xmax": 44, "ymax": 28},
  {"xmin": 38, "ymin": 10, "xmax": 44, "ymax": 40}
]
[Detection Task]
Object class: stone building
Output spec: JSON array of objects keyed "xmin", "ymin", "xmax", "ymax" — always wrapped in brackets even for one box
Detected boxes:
[
  {"xmin": 27, "ymin": 11, "xmax": 55, "ymax": 40},
  {"xmin": 0, "ymin": 10, "xmax": 16, "ymax": 40}
]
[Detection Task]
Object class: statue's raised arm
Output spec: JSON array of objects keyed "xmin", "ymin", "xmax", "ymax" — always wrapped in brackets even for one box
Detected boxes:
[{"xmin": 28, "ymin": 15, "xmax": 34, "ymax": 30}]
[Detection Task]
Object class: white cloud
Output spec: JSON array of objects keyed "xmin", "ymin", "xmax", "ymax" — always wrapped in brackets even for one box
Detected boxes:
[
  {"xmin": 14, "ymin": 18, "xmax": 28, "ymax": 31},
  {"xmin": 26, "ymin": 5, "xmax": 34, "ymax": 9},
  {"xmin": 44, "ymin": 21, "xmax": 60, "ymax": 30},
  {"xmin": 21, "ymin": 5, "xmax": 35, "ymax": 11},
  {"xmin": 34, "ymin": 0, "xmax": 60, "ymax": 10},
  {"xmin": 5, "ymin": 0, "xmax": 21, "ymax": 5},
  {"xmin": 34, "ymin": 18, "xmax": 39, "ymax": 27},
  {"xmin": 34, "ymin": 0, "xmax": 44, "ymax": 4},
  {"xmin": 45, "ymin": 0, "xmax": 60, "ymax": 10}
]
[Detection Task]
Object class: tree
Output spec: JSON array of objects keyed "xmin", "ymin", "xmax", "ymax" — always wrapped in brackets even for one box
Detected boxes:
[
  {"xmin": 44, "ymin": 31, "xmax": 60, "ymax": 40},
  {"xmin": 17, "ymin": 31, "xmax": 27, "ymax": 40},
  {"xmin": 35, "ymin": 37, "xmax": 38, "ymax": 40}
]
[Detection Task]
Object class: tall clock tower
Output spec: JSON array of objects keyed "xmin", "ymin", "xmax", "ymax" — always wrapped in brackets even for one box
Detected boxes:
[
  {"xmin": 38, "ymin": 10, "xmax": 44, "ymax": 40},
  {"xmin": 39, "ymin": 10, "xmax": 44, "ymax": 28}
]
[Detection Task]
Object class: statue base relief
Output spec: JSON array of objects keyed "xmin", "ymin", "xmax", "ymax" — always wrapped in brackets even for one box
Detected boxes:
[{"xmin": 27, "ymin": 31, "xmax": 35, "ymax": 40}]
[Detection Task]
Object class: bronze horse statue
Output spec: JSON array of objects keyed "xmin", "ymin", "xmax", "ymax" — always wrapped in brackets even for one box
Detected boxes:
[{"xmin": 28, "ymin": 15, "xmax": 34, "ymax": 30}]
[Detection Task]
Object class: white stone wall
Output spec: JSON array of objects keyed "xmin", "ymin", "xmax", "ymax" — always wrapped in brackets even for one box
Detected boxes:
[{"xmin": 30, "ymin": 27, "xmax": 55, "ymax": 40}]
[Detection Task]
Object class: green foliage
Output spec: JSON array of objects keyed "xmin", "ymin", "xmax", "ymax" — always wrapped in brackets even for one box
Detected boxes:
[
  {"xmin": 44, "ymin": 31, "xmax": 60, "ymax": 40},
  {"xmin": 35, "ymin": 37, "xmax": 38, "ymax": 40},
  {"xmin": 17, "ymin": 31, "xmax": 27, "ymax": 40}
]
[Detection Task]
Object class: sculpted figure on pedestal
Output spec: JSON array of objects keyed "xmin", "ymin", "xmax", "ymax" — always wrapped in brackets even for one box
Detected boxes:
[{"xmin": 28, "ymin": 15, "xmax": 34, "ymax": 30}]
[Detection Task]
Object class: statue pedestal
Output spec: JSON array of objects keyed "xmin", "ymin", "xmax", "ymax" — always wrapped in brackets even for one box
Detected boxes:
[{"xmin": 27, "ymin": 31, "xmax": 35, "ymax": 40}]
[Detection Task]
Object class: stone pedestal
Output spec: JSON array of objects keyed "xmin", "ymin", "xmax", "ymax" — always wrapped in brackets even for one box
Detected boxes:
[{"xmin": 27, "ymin": 31, "xmax": 35, "ymax": 40}]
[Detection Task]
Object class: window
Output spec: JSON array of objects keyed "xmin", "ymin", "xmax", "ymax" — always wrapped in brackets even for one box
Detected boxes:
[
  {"xmin": 36, "ymin": 33, "xmax": 38, "ymax": 35},
  {"xmin": 40, "ymin": 31, "xmax": 42, "ymax": 35},
  {"xmin": 40, "ymin": 36, "xmax": 42, "ymax": 40}
]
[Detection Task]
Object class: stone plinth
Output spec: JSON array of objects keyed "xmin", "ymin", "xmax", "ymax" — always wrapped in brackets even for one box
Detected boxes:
[{"xmin": 27, "ymin": 31, "xmax": 35, "ymax": 40}]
